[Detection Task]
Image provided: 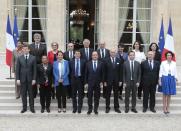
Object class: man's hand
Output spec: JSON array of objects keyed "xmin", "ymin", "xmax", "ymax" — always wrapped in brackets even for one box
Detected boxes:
[
  {"xmin": 158, "ymin": 79, "xmax": 161, "ymax": 86},
  {"xmin": 104, "ymin": 82, "xmax": 107, "ymax": 87},
  {"xmin": 84, "ymin": 84, "xmax": 88, "ymax": 90},
  {"xmin": 136, "ymin": 83, "xmax": 140, "ymax": 87},
  {"xmin": 59, "ymin": 79, "xmax": 63, "ymax": 83},
  {"xmin": 17, "ymin": 80, "xmax": 21, "ymax": 86},
  {"xmin": 32, "ymin": 80, "xmax": 36, "ymax": 85},
  {"xmin": 119, "ymin": 82, "xmax": 122, "ymax": 86},
  {"xmin": 37, "ymin": 84, "xmax": 40, "ymax": 88},
  {"xmin": 100, "ymin": 82, "xmax": 103, "ymax": 88},
  {"xmin": 123, "ymin": 83, "xmax": 126, "ymax": 88}
]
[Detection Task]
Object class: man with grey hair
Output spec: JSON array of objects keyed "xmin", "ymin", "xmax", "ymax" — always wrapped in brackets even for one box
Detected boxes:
[
  {"xmin": 97, "ymin": 41, "xmax": 110, "ymax": 98},
  {"xmin": 79, "ymin": 39, "xmax": 94, "ymax": 62},
  {"xmin": 64, "ymin": 42, "xmax": 75, "ymax": 61},
  {"xmin": 29, "ymin": 33, "xmax": 47, "ymax": 98},
  {"xmin": 64, "ymin": 42, "xmax": 75, "ymax": 98}
]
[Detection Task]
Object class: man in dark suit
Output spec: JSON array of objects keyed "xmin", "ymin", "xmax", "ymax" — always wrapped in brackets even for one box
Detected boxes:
[
  {"xmin": 97, "ymin": 42, "xmax": 110, "ymax": 98},
  {"xmin": 37, "ymin": 55, "xmax": 53, "ymax": 113},
  {"xmin": 64, "ymin": 42, "xmax": 75, "ymax": 98},
  {"xmin": 16, "ymin": 44, "xmax": 37, "ymax": 113},
  {"xmin": 141, "ymin": 51, "xmax": 160, "ymax": 113},
  {"xmin": 79, "ymin": 39, "xmax": 94, "ymax": 98},
  {"xmin": 64, "ymin": 42, "xmax": 75, "ymax": 61},
  {"xmin": 85, "ymin": 51, "xmax": 104, "ymax": 115},
  {"xmin": 70, "ymin": 50, "xmax": 86, "ymax": 113},
  {"xmin": 104, "ymin": 49, "xmax": 122, "ymax": 113},
  {"xmin": 97, "ymin": 42, "xmax": 110, "ymax": 59},
  {"xmin": 29, "ymin": 33, "xmax": 47, "ymax": 98},
  {"xmin": 116, "ymin": 44, "xmax": 128, "ymax": 100},
  {"xmin": 79, "ymin": 39, "xmax": 94, "ymax": 62},
  {"xmin": 123, "ymin": 51, "xmax": 141, "ymax": 113}
]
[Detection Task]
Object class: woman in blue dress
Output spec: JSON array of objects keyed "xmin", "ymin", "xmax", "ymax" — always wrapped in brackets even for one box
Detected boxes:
[{"xmin": 159, "ymin": 51, "xmax": 178, "ymax": 114}]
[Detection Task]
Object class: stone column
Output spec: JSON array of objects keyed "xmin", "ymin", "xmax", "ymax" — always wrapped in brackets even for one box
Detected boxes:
[
  {"xmin": 99, "ymin": 0, "xmax": 119, "ymax": 49},
  {"xmin": 47, "ymin": 0, "xmax": 66, "ymax": 52}
]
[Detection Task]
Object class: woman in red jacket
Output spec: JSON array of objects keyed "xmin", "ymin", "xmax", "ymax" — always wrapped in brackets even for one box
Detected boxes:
[
  {"xmin": 47, "ymin": 42, "xmax": 59, "ymax": 99},
  {"xmin": 48, "ymin": 42, "xmax": 59, "ymax": 64}
]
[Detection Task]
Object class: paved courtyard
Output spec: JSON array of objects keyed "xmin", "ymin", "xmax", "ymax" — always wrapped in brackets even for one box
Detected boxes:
[{"xmin": 0, "ymin": 114, "xmax": 181, "ymax": 131}]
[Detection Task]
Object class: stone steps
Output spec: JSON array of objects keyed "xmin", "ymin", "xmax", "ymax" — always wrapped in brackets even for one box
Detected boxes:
[{"xmin": 0, "ymin": 80, "xmax": 181, "ymax": 115}]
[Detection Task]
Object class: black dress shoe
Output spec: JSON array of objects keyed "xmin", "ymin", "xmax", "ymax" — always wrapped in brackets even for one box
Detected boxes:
[
  {"xmin": 105, "ymin": 108, "xmax": 110, "ymax": 113},
  {"xmin": 125, "ymin": 109, "xmax": 129, "ymax": 113},
  {"xmin": 138, "ymin": 97, "xmax": 141, "ymax": 100},
  {"xmin": 143, "ymin": 108, "xmax": 147, "ymax": 113},
  {"xmin": 119, "ymin": 95, "xmax": 123, "ymax": 100},
  {"xmin": 73, "ymin": 110, "xmax": 77, "ymax": 113},
  {"xmin": 78, "ymin": 110, "xmax": 81, "ymax": 114},
  {"xmin": 150, "ymin": 109, "xmax": 156, "ymax": 113},
  {"xmin": 30, "ymin": 109, "xmax": 35, "ymax": 113},
  {"xmin": 131, "ymin": 109, "xmax": 138, "ymax": 113},
  {"xmin": 87, "ymin": 110, "xmax": 92, "ymax": 115},
  {"xmin": 21, "ymin": 109, "xmax": 27, "ymax": 113},
  {"xmin": 41, "ymin": 109, "xmax": 44, "ymax": 113},
  {"xmin": 115, "ymin": 109, "xmax": 121, "ymax": 113},
  {"xmin": 46, "ymin": 108, "xmax": 50, "ymax": 113},
  {"xmin": 94, "ymin": 111, "xmax": 98, "ymax": 115}
]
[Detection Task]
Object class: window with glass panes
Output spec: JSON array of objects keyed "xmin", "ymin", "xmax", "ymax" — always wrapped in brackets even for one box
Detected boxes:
[
  {"xmin": 13, "ymin": 0, "xmax": 47, "ymax": 44},
  {"xmin": 118, "ymin": 0, "xmax": 151, "ymax": 52}
]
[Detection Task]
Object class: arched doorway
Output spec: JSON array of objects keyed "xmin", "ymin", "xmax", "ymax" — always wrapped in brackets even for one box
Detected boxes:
[{"xmin": 66, "ymin": 0, "xmax": 99, "ymax": 50}]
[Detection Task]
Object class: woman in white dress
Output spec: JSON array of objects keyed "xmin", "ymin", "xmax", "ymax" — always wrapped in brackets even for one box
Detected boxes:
[{"xmin": 159, "ymin": 51, "xmax": 178, "ymax": 114}]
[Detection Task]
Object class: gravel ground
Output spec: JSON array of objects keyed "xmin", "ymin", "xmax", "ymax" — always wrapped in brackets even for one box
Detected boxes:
[{"xmin": 0, "ymin": 114, "xmax": 181, "ymax": 131}]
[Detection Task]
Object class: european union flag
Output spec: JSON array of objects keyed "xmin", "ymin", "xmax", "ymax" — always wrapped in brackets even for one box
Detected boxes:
[
  {"xmin": 13, "ymin": 15, "xmax": 19, "ymax": 47},
  {"xmin": 158, "ymin": 17, "xmax": 165, "ymax": 54}
]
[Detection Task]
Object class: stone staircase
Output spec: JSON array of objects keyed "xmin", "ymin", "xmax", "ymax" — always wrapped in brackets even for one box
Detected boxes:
[{"xmin": 0, "ymin": 80, "xmax": 181, "ymax": 115}]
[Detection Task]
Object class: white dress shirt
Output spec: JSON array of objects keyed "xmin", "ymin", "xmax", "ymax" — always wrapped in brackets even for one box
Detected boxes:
[
  {"xmin": 133, "ymin": 50, "xmax": 146, "ymax": 64},
  {"xmin": 58, "ymin": 60, "xmax": 64, "ymax": 79},
  {"xmin": 159, "ymin": 61, "xmax": 177, "ymax": 78}
]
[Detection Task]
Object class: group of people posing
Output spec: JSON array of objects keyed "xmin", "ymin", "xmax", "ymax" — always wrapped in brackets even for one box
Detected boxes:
[{"xmin": 12, "ymin": 33, "xmax": 178, "ymax": 115}]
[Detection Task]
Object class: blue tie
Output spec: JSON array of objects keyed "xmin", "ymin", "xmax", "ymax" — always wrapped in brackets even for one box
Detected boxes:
[
  {"xmin": 75, "ymin": 59, "xmax": 79, "ymax": 77},
  {"xmin": 93, "ymin": 61, "xmax": 97, "ymax": 72}
]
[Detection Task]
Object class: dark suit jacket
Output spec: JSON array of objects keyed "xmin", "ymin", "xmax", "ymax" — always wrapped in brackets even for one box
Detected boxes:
[
  {"xmin": 37, "ymin": 63, "xmax": 53, "ymax": 86},
  {"xmin": 85, "ymin": 60, "xmax": 104, "ymax": 87},
  {"xmin": 64, "ymin": 51, "xmax": 75, "ymax": 61},
  {"xmin": 116, "ymin": 52, "xmax": 128, "ymax": 64},
  {"xmin": 79, "ymin": 48, "xmax": 94, "ymax": 61},
  {"xmin": 141, "ymin": 60, "xmax": 160, "ymax": 87},
  {"xmin": 97, "ymin": 48, "xmax": 110, "ymax": 60},
  {"xmin": 123, "ymin": 60, "xmax": 141, "ymax": 85},
  {"xmin": 29, "ymin": 43, "xmax": 47, "ymax": 64},
  {"xmin": 16, "ymin": 55, "xmax": 37, "ymax": 83},
  {"xmin": 69, "ymin": 58, "xmax": 86, "ymax": 83},
  {"xmin": 104, "ymin": 57, "xmax": 123, "ymax": 83}
]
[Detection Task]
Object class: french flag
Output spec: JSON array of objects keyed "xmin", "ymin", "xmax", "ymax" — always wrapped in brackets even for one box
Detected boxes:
[
  {"xmin": 161, "ymin": 18, "xmax": 176, "ymax": 61},
  {"xmin": 6, "ymin": 15, "xmax": 15, "ymax": 66}
]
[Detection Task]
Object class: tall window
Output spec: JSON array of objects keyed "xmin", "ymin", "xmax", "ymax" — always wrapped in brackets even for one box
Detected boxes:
[
  {"xmin": 13, "ymin": 0, "xmax": 47, "ymax": 43},
  {"xmin": 118, "ymin": 0, "xmax": 151, "ymax": 51}
]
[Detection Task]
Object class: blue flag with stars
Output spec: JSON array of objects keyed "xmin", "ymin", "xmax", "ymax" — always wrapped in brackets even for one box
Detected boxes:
[
  {"xmin": 13, "ymin": 15, "xmax": 19, "ymax": 47},
  {"xmin": 158, "ymin": 17, "xmax": 165, "ymax": 54}
]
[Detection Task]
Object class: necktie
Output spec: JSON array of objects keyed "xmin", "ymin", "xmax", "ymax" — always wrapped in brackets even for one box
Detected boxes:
[
  {"xmin": 149, "ymin": 60, "xmax": 152, "ymax": 70},
  {"xmin": 25, "ymin": 55, "xmax": 28, "ymax": 64},
  {"xmin": 35, "ymin": 44, "xmax": 39, "ymax": 50},
  {"xmin": 112, "ymin": 57, "xmax": 115, "ymax": 68},
  {"xmin": 70, "ymin": 51, "xmax": 73, "ymax": 59},
  {"xmin": 101, "ymin": 49, "xmax": 104, "ymax": 58},
  {"xmin": 131, "ymin": 61, "xmax": 134, "ymax": 80},
  {"xmin": 75, "ymin": 59, "xmax": 79, "ymax": 77},
  {"xmin": 93, "ymin": 61, "xmax": 97, "ymax": 72},
  {"xmin": 86, "ymin": 48, "xmax": 89, "ymax": 60}
]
